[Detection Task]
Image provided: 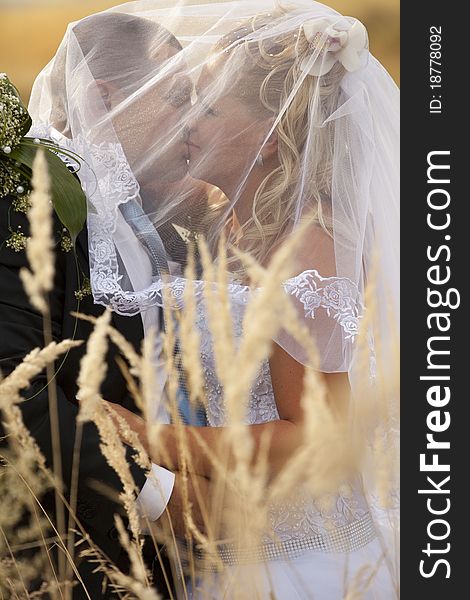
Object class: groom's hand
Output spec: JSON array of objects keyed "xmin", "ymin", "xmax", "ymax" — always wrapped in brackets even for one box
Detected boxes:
[
  {"xmin": 106, "ymin": 402, "xmax": 210, "ymax": 536},
  {"xmin": 153, "ymin": 473, "xmax": 211, "ymax": 540}
]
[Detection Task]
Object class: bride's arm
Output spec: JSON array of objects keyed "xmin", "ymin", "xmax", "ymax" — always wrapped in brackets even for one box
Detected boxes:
[{"xmin": 109, "ymin": 343, "xmax": 349, "ymax": 479}]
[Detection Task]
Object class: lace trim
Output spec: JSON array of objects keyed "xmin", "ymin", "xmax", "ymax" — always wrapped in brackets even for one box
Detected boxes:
[
  {"xmin": 28, "ymin": 128, "xmax": 143, "ymax": 309},
  {"xmin": 283, "ymin": 269, "xmax": 363, "ymax": 340},
  {"xmin": 100, "ymin": 272, "xmax": 363, "ymax": 339}
]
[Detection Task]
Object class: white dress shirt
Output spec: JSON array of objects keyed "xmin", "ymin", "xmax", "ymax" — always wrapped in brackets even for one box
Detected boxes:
[
  {"xmin": 136, "ymin": 463, "xmax": 175, "ymax": 521},
  {"xmin": 114, "ymin": 211, "xmax": 175, "ymax": 522}
]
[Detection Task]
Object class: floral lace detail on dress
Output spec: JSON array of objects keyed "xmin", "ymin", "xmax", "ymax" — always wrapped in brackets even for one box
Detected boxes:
[
  {"xmin": 283, "ymin": 269, "xmax": 363, "ymax": 340},
  {"xmin": 195, "ymin": 300, "xmax": 279, "ymax": 427},
  {"xmin": 202, "ymin": 354, "xmax": 280, "ymax": 427},
  {"xmin": 153, "ymin": 269, "xmax": 363, "ymax": 336},
  {"xmin": 265, "ymin": 481, "xmax": 369, "ymax": 545}
]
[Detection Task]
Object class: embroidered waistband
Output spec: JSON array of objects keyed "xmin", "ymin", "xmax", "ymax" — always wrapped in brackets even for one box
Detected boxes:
[{"xmin": 182, "ymin": 512, "xmax": 377, "ymax": 570}]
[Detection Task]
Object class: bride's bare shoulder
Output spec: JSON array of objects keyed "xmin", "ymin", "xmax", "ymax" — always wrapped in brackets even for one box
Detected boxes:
[{"xmin": 273, "ymin": 223, "xmax": 336, "ymax": 279}]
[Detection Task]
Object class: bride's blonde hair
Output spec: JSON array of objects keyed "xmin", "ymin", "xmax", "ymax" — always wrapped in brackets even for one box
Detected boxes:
[{"xmin": 213, "ymin": 13, "xmax": 346, "ymax": 270}]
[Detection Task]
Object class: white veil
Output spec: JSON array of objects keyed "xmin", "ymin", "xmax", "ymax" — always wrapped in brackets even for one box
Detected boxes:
[{"xmin": 29, "ymin": 0, "xmax": 398, "ymax": 373}]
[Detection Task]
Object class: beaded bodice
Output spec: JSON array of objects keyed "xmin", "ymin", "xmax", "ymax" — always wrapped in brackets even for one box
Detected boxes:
[{"xmin": 195, "ymin": 297, "xmax": 372, "ymax": 550}]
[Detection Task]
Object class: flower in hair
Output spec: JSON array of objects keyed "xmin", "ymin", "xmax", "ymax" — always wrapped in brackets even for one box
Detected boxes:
[{"xmin": 300, "ymin": 17, "xmax": 368, "ymax": 77}]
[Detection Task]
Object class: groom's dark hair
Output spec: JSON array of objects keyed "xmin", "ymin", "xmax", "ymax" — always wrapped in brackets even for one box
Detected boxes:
[
  {"xmin": 73, "ymin": 12, "xmax": 182, "ymax": 84},
  {"xmin": 49, "ymin": 12, "xmax": 182, "ymax": 133}
]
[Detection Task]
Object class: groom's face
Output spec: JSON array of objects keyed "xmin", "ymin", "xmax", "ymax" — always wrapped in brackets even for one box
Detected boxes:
[{"xmin": 112, "ymin": 43, "xmax": 192, "ymax": 185}]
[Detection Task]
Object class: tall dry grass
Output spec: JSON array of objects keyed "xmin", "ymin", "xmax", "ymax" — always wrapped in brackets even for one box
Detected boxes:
[{"xmin": 0, "ymin": 155, "xmax": 399, "ymax": 598}]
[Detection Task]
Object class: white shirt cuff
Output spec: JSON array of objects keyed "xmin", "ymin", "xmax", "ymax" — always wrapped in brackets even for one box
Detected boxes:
[{"xmin": 136, "ymin": 463, "xmax": 175, "ymax": 522}]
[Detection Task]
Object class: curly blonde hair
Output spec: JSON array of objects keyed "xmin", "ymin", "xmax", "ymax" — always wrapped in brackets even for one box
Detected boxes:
[{"xmin": 212, "ymin": 12, "xmax": 346, "ymax": 272}]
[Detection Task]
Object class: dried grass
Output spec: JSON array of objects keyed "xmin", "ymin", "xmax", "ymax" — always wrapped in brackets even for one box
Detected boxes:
[
  {"xmin": 19, "ymin": 148, "xmax": 54, "ymax": 315},
  {"xmin": 1, "ymin": 225, "xmax": 399, "ymax": 598}
]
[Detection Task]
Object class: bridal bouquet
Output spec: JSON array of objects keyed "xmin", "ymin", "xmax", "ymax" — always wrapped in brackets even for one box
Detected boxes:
[{"xmin": 0, "ymin": 73, "xmax": 86, "ymax": 240}]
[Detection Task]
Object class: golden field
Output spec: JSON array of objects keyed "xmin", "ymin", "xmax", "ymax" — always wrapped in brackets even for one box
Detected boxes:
[{"xmin": 0, "ymin": 0, "xmax": 399, "ymax": 102}]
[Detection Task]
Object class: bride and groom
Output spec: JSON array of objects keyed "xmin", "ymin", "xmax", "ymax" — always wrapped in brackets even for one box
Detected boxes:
[{"xmin": 1, "ymin": 1, "xmax": 399, "ymax": 598}]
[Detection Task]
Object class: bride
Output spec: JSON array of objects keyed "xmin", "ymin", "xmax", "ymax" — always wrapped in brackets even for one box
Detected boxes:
[{"xmin": 61, "ymin": 1, "xmax": 398, "ymax": 598}]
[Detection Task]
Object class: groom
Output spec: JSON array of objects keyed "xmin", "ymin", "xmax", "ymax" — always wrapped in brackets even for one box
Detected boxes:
[{"xmin": 0, "ymin": 13, "xmax": 197, "ymax": 600}]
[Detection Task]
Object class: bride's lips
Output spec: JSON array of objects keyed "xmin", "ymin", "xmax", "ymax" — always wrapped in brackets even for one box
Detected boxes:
[{"xmin": 186, "ymin": 141, "xmax": 200, "ymax": 163}]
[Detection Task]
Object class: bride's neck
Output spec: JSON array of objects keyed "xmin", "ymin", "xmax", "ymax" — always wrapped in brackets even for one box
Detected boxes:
[{"xmin": 228, "ymin": 170, "xmax": 266, "ymax": 226}]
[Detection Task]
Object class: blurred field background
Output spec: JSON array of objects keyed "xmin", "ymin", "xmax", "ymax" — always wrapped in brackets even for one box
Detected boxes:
[{"xmin": 1, "ymin": 0, "xmax": 399, "ymax": 103}]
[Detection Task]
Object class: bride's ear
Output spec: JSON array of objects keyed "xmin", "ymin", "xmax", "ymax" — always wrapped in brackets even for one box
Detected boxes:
[{"xmin": 95, "ymin": 79, "xmax": 119, "ymax": 111}]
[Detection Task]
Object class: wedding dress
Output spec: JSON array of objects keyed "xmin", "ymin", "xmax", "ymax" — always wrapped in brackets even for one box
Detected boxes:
[{"xmin": 163, "ymin": 274, "xmax": 397, "ymax": 599}]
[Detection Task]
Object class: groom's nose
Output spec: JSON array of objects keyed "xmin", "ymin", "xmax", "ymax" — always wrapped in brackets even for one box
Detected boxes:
[
  {"xmin": 181, "ymin": 125, "xmax": 190, "ymax": 142},
  {"xmin": 185, "ymin": 100, "xmax": 205, "ymax": 134}
]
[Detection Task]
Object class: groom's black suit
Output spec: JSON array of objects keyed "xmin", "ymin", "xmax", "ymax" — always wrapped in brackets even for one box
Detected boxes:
[{"xmin": 0, "ymin": 196, "xmax": 172, "ymax": 599}]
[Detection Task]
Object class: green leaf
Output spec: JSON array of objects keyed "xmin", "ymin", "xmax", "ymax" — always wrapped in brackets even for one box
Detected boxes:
[
  {"xmin": 10, "ymin": 142, "xmax": 86, "ymax": 242},
  {"xmin": 19, "ymin": 114, "xmax": 32, "ymax": 139}
]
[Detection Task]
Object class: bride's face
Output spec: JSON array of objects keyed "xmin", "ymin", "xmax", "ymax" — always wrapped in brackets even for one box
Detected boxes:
[
  {"xmin": 111, "ymin": 45, "xmax": 192, "ymax": 185},
  {"xmin": 187, "ymin": 65, "xmax": 268, "ymax": 194}
]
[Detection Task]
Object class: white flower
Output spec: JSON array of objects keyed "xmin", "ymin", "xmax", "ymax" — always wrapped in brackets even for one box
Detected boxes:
[
  {"xmin": 301, "ymin": 17, "xmax": 368, "ymax": 76},
  {"xmin": 90, "ymin": 142, "xmax": 120, "ymax": 169}
]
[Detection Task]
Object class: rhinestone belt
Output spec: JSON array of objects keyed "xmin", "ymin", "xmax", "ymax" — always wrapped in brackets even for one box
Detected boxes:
[{"xmin": 182, "ymin": 512, "xmax": 377, "ymax": 570}]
